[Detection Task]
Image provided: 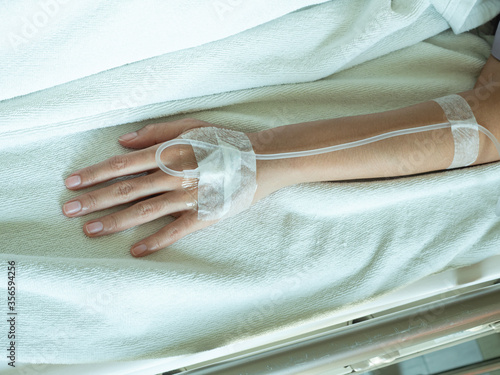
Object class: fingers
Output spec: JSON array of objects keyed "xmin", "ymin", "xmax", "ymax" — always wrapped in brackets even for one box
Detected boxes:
[
  {"xmin": 65, "ymin": 118, "xmax": 213, "ymax": 190},
  {"xmin": 63, "ymin": 117, "xmax": 225, "ymax": 258},
  {"xmin": 82, "ymin": 190, "xmax": 197, "ymax": 239},
  {"xmin": 118, "ymin": 118, "xmax": 211, "ymax": 149},
  {"xmin": 62, "ymin": 170, "xmax": 180, "ymax": 218},
  {"xmin": 130, "ymin": 211, "xmax": 215, "ymax": 257},
  {"xmin": 64, "ymin": 147, "xmax": 159, "ymax": 190}
]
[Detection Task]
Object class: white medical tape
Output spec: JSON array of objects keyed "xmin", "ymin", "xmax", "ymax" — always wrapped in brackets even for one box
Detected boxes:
[
  {"xmin": 433, "ymin": 94, "xmax": 480, "ymax": 169},
  {"xmin": 179, "ymin": 127, "xmax": 257, "ymax": 221}
]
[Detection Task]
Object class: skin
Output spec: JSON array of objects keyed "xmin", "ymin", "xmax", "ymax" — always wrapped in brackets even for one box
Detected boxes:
[{"xmin": 63, "ymin": 56, "xmax": 500, "ymax": 258}]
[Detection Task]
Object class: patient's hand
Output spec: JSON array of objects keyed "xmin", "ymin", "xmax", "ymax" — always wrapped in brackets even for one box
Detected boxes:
[{"xmin": 62, "ymin": 118, "xmax": 286, "ymax": 258}]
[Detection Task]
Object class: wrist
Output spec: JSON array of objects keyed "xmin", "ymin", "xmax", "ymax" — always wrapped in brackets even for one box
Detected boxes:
[
  {"xmin": 246, "ymin": 130, "xmax": 304, "ymax": 203},
  {"xmin": 246, "ymin": 119, "xmax": 347, "ymax": 187}
]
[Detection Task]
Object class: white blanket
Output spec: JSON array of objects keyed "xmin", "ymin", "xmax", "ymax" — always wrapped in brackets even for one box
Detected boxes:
[{"xmin": 1, "ymin": 0, "xmax": 500, "ymax": 366}]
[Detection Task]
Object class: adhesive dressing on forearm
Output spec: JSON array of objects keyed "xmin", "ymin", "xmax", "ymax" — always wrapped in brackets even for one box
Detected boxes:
[
  {"xmin": 433, "ymin": 94, "xmax": 480, "ymax": 169},
  {"xmin": 156, "ymin": 99, "xmax": 500, "ymax": 220}
]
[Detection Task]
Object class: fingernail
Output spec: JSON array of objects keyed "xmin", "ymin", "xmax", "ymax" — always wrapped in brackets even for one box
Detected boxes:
[
  {"xmin": 65, "ymin": 175, "xmax": 81, "ymax": 188},
  {"xmin": 86, "ymin": 221, "xmax": 103, "ymax": 234},
  {"xmin": 119, "ymin": 132, "xmax": 138, "ymax": 141},
  {"xmin": 63, "ymin": 200, "xmax": 82, "ymax": 215},
  {"xmin": 131, "ymin": 244, "xmax": 147, "ymax": 256}
]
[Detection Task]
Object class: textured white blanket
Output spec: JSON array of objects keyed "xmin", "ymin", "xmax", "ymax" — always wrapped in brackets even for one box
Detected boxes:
[{"xmin": 1, "ymin": 0, "xmax": 500, "ymax": 366}]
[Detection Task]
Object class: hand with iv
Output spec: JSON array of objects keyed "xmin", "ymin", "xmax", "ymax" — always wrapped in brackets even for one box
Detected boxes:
[
  {"xmin": 62, "ymin": 63, "xmax": 500, "ymax": 258},
  {"xmin": 62, "ymin": 118, "xmax": 290, "ymax": 257}
]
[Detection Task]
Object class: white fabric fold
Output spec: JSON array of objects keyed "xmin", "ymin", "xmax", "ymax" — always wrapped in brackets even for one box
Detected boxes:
[
  {"xmin": 429, "ymin": 0, "xmax": 500, "ymax": 33},
  {"xmin": 0, "ymin": 0, "xmax": 331, "ymax": 101},
  {"xmin": 1, "ymin": 0, "xmax": 500, "ymax": 366},
  {"xmin": 1, "ymin": 0, "xmax": 453, "ymax": 148}
]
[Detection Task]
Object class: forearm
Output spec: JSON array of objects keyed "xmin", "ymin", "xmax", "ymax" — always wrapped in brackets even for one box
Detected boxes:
[{"xmin": 247, "ymin": 78, "xmax": 500, "ymax": 195}]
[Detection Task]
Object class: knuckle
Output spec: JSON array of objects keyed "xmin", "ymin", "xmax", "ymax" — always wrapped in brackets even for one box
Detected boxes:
[
  {"xmin": 143, "ymin": 124, "xmax": 155, "ymax": 132},
  {"xmin": 106, "ymin": 215, "xmax": 120, "ymax": 232},
  {"xmin": 149, "ymin": 237, "xmax": 162, "ymax": 251},
  {"xmin": 183, "ymin": 117, "xmax": 206, "ymax": 127},
  {"xmin": 115, "ymin": 181, "xmax": 134, "ymax": 199},
  {"xmin": 181, "ymin": 117, "xmax": 195, "ymax": 124},
  {"xmin": 136, "ymin": 202, "xmax": 157, "ymax": 219},
  {"xmin": 145, "ymin": 173, "xmax": 159, "ymax": 189},
  {"xmin": 183, "ymin": 215, "xmax": 196, "ymax": 229},
  {"xmin": 170, "ymin": 216, "xmax": 193, "ymax": 239},
  {"xmin": 85, "ymin": 193, "xmax": 98, "ymax": 210},
  {"xmin": 168, "ymin": 226, "xmax": 181, "ymax": 240},
  {"xmin": 82, "ymin": 168, "xmax": 98, "ymax": 185},
  {"xmin": 108, "ymin": 155, "xmax": 129, "ymax": 172}
]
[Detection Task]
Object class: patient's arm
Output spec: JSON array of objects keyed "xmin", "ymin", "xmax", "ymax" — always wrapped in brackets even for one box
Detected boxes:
[
  {"xmin": 63, "ymin": 57, "xmax": 500, "ymax": 258},
  {"xmin": 247, "ymin": 57, "xmax": 500, "ymax": 202}
]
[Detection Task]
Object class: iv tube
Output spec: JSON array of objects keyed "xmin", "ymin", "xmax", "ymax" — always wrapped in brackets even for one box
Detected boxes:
[{"xmin": 155, "ymin": 122, "xmax": 500, "ymax": 177}]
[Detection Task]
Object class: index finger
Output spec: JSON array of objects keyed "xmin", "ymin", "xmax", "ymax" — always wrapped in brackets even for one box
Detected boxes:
[{"xmin": 64, "ymin": 145, "xmax": 160, "ymax": 190}]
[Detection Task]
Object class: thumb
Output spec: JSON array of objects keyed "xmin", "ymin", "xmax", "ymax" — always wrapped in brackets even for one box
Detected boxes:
[{"xmin": 118, "ymin": 118, "xmax": 211, "ymax": 149}]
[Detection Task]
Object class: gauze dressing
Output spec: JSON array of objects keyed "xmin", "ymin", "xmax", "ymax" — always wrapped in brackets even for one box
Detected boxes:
[{"xmin": 156, "ymin": 127, "xmax": 257, "ymax": 221}]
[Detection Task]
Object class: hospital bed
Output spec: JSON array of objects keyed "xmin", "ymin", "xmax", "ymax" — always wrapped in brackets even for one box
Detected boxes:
[
  {"xmin": 164, "ymin": 285, "xmax": 500, "ymax": 374},
  {"xmin": 1, "ymin": 254, "xmax": 498, "ymax": 375},
  {"xmin": 153, "ymin": 256, "xmax": 500, "ymax": 375},
  {"xmin": 2, "ymin": 2, "xmax": 500, "ymax": 373}
]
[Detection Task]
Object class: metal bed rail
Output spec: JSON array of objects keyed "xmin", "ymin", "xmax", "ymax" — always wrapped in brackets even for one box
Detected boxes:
[{"xmin": 160, "ymin": 282, "xmax": 500, "ymax": 375}]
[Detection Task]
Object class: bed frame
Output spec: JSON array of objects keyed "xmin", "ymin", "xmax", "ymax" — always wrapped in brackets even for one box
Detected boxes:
[{"xmin": 159, "ymin": 280, "xmax": 500, "ymax": 375}]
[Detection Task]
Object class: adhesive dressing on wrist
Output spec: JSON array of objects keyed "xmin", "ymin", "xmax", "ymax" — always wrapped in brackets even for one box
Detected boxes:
[
  {"xmin": 433, "ymin": 94, "xmax": 480, "ymax": 169},
  {"xmin": 156, "ymin": 127, "xmax": 257, "ymax": 221}
]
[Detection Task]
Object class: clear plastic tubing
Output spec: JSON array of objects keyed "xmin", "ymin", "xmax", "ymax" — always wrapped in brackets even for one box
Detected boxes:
[
  {"xmin": 156, "ymin": 122, "xmax": 500, "ymax": 175},
  {"xmin": 253, "ymin": 122, "xmax": 500, "ymax": 160},
  {"xmin": 156, "ymin": 122, "xmax": 500, "ymax": 216},
  {"xmin": 251, "ymin": 121, "xmax": 500, "ymax": 217}
]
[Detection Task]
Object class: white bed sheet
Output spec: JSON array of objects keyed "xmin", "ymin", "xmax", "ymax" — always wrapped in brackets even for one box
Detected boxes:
[
  {"xmin": 1, "ymin": 253, "xmax": 498, "ymax": 375},
  {"xmin": 2, "ymin": 0, "xmax": 500, "ymax": 366}
]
